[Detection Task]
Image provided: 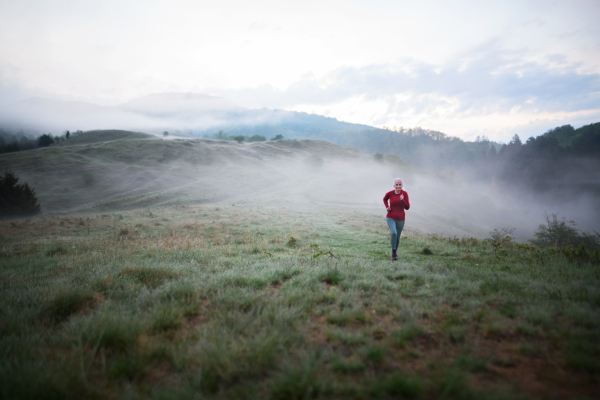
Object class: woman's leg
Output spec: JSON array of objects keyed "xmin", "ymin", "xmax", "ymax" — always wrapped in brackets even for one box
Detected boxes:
[
  {"xmin": 386, "ymin": 218, "xmax": 398, "ymax": 250},
  {"xmin": 394, "ymin": 220, "xmax": 405, "ymax": 250}
]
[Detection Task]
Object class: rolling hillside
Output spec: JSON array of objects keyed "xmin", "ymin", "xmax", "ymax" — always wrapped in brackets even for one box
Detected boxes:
[{"xmin": 3, "ymin": 130, "xmax": 597, "ymax": 239}]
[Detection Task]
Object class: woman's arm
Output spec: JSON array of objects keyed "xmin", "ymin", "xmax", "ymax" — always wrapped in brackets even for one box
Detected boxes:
[
  {"xmin": 383, "ymin": 192, "xmax": 391, "ymax": 211},
  {"xmin": 403, "ymin": 192, "xmax": 410, "ymax": 210}
]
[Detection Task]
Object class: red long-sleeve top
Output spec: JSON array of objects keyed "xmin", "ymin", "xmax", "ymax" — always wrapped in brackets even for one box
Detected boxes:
[{"xmin": 383, "ymin": 190, "xmax": 410, "ymax": 221}]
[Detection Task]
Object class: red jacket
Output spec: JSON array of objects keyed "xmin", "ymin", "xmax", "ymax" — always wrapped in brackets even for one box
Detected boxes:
[{"xmin": 383, "ymin": 190, "xmax": 410, "ymax": 221}]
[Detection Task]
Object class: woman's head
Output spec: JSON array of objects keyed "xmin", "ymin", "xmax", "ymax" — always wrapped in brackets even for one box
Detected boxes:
[{"xmin": 393, "ymin": 178, "xmax": 403, "ymax": 191}]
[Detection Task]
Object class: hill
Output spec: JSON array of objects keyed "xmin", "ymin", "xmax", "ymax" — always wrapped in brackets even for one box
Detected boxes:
[
  {"xmin": 59, "ymin": 130, "xmax": 153, "ymax": 146},
  {"xmin": 0, "ymin": 93, "xmax": 370, "ymax": 138},
  {"xmin": 0, "ymin": 130, "xmax": 372, "ymax": 213},
  {"xmin": 2, "ymin": 129, "xmax": 599, "ymax": 238}
]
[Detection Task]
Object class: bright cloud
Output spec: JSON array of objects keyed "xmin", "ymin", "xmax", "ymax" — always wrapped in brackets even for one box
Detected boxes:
[{"xmin": 1, "ymin": 0, "xmax": 599, "ymax": 141}]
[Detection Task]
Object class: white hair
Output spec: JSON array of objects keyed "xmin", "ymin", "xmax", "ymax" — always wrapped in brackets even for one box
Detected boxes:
[{"xmin": 393, "ymin": 178, "xmax": 403, "ymax": 184}]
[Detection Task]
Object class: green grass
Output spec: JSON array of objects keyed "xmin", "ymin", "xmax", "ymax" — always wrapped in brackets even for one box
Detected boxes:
[{"xmin": 0, "ymin": 205, "xmax": 599, "ymax": 399}]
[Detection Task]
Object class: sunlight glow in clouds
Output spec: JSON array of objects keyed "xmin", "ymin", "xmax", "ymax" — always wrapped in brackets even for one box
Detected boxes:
[{"xmin": 0, "ymin": 0, "xmax": 599, "ymax": 141}]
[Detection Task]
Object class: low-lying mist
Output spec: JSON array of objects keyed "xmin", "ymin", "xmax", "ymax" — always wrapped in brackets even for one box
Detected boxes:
[{"xmin": 1, "ymin": 134, "xmax": 597, "ymax": 241}]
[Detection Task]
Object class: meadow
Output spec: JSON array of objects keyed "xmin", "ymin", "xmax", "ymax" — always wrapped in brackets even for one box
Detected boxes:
[{"xmin": 1, "ymin": 203, "xmax": 599, "ymax": 400}]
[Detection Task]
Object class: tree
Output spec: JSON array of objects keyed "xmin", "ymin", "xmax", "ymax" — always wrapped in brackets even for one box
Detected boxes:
[
  {"xmin": 530, "ymin": 212, "xmax": 579, "ymax": 248},
  {"xmin": 271, "ymin": 134, "xmax": 284, "ymax": 141},
  {"xmin": 248, "ymin": 134, "xmax": 266, "ymax": 142},
  {"xmin": 0, "ymin": 171, "xmax": 41, "ymax": 218},
  {"xmin": 233, "ymin": 135, "xmax": 245, "ymax": 143},
  {"xmin": 163, "ymin": 131, "xmax": 169, "ymax": 137},
  {"xmin": 64, "ymin": 130, "xmax": 70, "ymax": 139},
  {"xmin": 509, "ymin": 134, "xmax": 522, "ymax": 146},
  {"xmin": 38, "ymin": 134, "xmax": 54, "ymax": 147},
  {"xmin": 215, "ymin": 130, "xmax": 227, "ymax": 140}
]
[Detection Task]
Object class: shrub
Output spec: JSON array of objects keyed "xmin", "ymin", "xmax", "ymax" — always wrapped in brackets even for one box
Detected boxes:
[
  {"xmin": 270, "ymin": 134, "xmax": 284, "ymax": 141},
  {"xmin": 488, "ymin": 226, "xmax": 515, "ymax": 243},
  {"xmin": 530, "ymin": 212, "xmax": 600, "ymax": 250},
  {"xmin": 0, "ymin": 171, "xmax": 41, "ymax": 218},
  {"xmin": 37, "ymin": 134, "xmax": 54, "ymax": 147},
  {"xmin": 383, "ymin": 153, "xmax": 409, "ymax": 168},
  {"xmin": 233, "ymin": 135, "xmax": 245, "ymax": 143},
  {"xmin": 304, "ymin": 154, "xmax": 324, "ymax": 170},
  {"xmin": 163, "ymin": 131, "xmax": 169, "ymax": 136},
  {"xmin": 373, "ymin": 152, "xmax": 384, "ymax": 162},
  {"xmin": 248, "ymin": 134, "xmax": 266, "ymax": 142}
]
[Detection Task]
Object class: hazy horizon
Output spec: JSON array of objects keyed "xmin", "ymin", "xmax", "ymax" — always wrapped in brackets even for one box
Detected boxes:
[{"xmin": 2, "ymin": 133, "xmax": 598, "ymax": 238}]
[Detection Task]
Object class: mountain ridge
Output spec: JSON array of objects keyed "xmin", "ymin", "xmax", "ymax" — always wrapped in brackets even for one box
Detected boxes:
[{"xmin": 0, "ymin": 93, "xmax": 373, "ymax": 137}]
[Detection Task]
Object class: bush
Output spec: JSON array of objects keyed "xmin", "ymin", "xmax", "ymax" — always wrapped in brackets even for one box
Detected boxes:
[
  {"xmin": 383, "ymin": 153, "xmax": 409, "ymax": 168},
  {"xmin": 248, "ymin": 134, "xmax": 266, "ymax": 142},
  {"xmin": 488, "ymin": 227, "xmax": 515, "ymax": 243},
  {"xmin": 0, "ymin": 171, "xmax": 41, "ymax": 218},
  {"xmin": 37, "ymin": 134, "xmax": 54, "ymax": 147},
  {"xmin": 271, "ymin": 134, "xmax": 284, "ymax": 141},
  {"xmin": 530, "ymin": 212, "xmax": 600, "ymax": 250},
  {"xmin": 304, "ymin": 154, "xmax": 324, "ymax": 170},
  {"xmin": 233, "ymin": 135, "xmax": 245, "ymax": 143},
  {"xmin": 373, "ymin": 152, "xmax": 384, "ymax": 162}
]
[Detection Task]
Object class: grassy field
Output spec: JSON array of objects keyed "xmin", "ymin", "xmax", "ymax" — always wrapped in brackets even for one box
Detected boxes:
[{"xmin": 1, "ymin": 204, "xmax": 599, "ymax": 400}]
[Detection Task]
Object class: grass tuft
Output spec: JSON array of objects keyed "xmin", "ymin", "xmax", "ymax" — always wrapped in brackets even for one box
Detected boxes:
[
  {"xmin": 45, "ymin": 244, "xmax": 68, "ymax": 257},
  {"xmin": 320, "ymin": 267, "xmax": 342, "ymax": 285},
  {"xmin": 392, "ymin": 324, "xmax": 425, "ymax": 347},
  {"xmin": 44, "ymin": 289, "xmax": 96, "ymax": 322},
  {"xmin": 152, "ymin": 308, "xmax": 183, "ymax": 332},
  {"xmin": 422, "ymin": 247, "xmax": 433, "ymax": 255},
  {"xmin": 119, "ymin": 266, "xmax": 181, "ymax": 288},
  {"xmin": 372, "ymin": 373, "xmax": 422, "ymax": 398},
  {"xmin": 270, "ymin": 353, "xmax": 322, "ymax": 400}
]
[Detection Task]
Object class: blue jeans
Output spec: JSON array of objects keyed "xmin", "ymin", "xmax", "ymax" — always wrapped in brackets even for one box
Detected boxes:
[{"xmin": 386, "ymin": 218, "xmax": 405, "ymax": 251}]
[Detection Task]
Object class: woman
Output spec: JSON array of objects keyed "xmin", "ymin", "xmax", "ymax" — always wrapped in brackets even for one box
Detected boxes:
[{"xmin": 383, "ymin": 178, "xmax": 410, "ymax": 260}]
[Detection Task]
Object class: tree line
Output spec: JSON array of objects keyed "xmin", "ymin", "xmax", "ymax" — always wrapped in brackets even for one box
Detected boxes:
[
  {"xmin": 0, "ymin": 129, "xmax": 82, "ymax": 154},
  {"xmin": 470, "ymin": 123, "xmax": 600, "ymax": 198},
  {"xmin": 203, "ymin": 130, "xmax": 283, "ymax": 143}
]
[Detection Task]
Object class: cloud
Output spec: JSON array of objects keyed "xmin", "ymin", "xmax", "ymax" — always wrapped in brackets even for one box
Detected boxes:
[
  {"xmin": 207, "ymin": 42, "xmax": 600, "ymax": 140},
  {"xmin": 217, "ymin": 42, "xmax": 600, "ymax": 113}
]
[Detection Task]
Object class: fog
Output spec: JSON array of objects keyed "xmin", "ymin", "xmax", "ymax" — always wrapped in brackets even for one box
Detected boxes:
[
  {"xmin": 1, "ymin": 91, "xmax": 598, "ymax": 239},
  {"xmin": 2, "ymin": 136, "xmax": 598, "ymax": 241},
  {"xmin": 0, "ymin": 93, "xmax": 329, "ymax": 137}
]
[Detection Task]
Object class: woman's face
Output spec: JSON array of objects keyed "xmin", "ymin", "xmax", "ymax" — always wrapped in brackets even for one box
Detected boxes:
[{"xmin": 394, "ymin": 181, "xmax": 403, "ymax": 191}]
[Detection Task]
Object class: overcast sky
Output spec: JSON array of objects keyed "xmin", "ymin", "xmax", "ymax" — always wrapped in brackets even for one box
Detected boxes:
[{"xmin": 1, "ymin": 0, "xmax": 599, "ymax": 142}]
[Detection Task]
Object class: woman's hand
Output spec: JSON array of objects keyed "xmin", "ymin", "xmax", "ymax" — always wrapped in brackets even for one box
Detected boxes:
[
  {"xmin": 386, "ymin": 207, "xmax": 391, "ymax": 211},
  {"xmin": 400, "ymin": 195, "xmax": 404, "ymax": 200}
]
